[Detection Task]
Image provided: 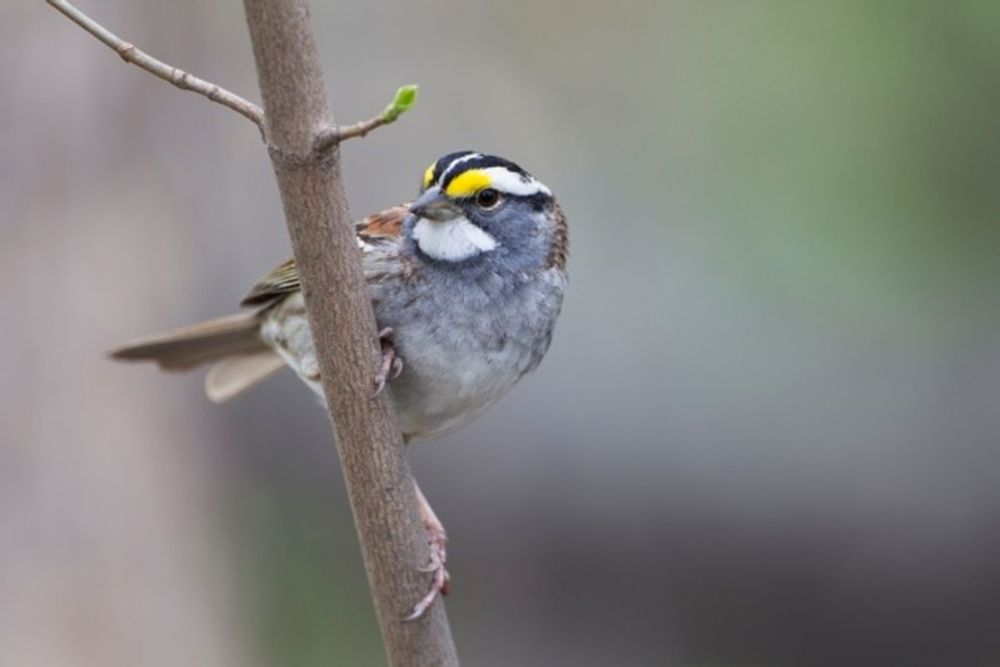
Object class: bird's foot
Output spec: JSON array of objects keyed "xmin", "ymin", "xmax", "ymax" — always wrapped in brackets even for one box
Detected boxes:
[
  {"xmin": 404, "ymin": 525, "xmax": 449, "ymax": 621},
  {"xmin": 372, "ymin": 327, "xmax": 403, "ymax": 398},
  {"xmin": 404, "ymin": 481, "xmax": 450, "ymax": 621}
]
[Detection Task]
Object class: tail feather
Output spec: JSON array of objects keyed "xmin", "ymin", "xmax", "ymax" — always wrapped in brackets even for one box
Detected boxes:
[
  {"xmin": 205, "ymin": 350, "xmax": 286, "ymax": 403},
  {"xmin": 109, "ymin": 312, "xmax": 266, "ymax": 371}
]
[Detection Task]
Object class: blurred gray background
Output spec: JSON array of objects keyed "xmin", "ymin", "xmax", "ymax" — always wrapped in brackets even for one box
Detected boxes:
[{"xmin": 3, "ymin": 1, "xmax": 999, "ymax": 665}]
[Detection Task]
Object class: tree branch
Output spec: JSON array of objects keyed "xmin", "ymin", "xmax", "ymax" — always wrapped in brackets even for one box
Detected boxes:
[
  {"xmin": 241, "ymin": 2, "xmax": 460, "ymax": 666},
  {"xmin": 49, "ymin": 0, "xmax": 458, "ymax": 663},
  {"xmin": 46, "ymin": 0, "xmax": 264, "ymax": 129}
]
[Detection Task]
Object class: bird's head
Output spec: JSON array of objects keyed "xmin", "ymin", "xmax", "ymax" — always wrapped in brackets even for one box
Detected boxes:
[{"xmin": 408, "ymin": 151, "xmax": 557, "ymax": 267}]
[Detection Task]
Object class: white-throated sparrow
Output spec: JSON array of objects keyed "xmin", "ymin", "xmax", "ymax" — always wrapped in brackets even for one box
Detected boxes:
[{"xmin": 111, "ymin": 151, "xmax": 569, "ymax": 617}]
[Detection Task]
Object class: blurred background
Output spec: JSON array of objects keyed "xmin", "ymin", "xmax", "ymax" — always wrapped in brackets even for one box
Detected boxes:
[{"xmin": 3, "ymin": 1, "xmax": 999, "ymax": 665}]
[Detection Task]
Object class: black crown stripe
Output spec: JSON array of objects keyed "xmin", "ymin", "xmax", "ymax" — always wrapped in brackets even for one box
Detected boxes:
[
  {"xmin": 439, "ymin": 154, "xmax": 529, "ymax": 191},
  {"xmin": 430, "ymin": 150, "xmax": 478, "ymax": 188}
]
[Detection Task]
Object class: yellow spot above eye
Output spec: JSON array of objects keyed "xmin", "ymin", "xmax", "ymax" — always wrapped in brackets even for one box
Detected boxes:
[
  {"xmin": 444, "ymin": 169, "xmax": 492, "ymax": 198},
  {"xmin": 422, "ymin": 163, "xmax": 436, "ymax": 189}
]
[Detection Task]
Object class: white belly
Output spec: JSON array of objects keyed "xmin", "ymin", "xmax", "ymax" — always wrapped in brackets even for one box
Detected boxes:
[
  {"xmin": 389, "ymin": 339, "xmax": 526, "ymax": 441},
  {"xmin": 259, "ymin": 294, "xmax": 527, "ymax": 441}
]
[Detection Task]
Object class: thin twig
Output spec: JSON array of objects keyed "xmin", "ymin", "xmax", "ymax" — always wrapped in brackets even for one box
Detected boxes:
[
  {"xmin": 314, "ymin": 116, "xmax": 390, "ymax": 153},
  {"xmin": 46, "ymin": 0, "xmax": 264, "ymax": 129},
  {"xmin": 313, "ymin": 85, "xmax": 418, "ymax": 155}
]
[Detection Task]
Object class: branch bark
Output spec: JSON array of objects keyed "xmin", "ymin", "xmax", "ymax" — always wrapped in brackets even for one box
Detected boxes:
[{"xmin": 241, "ymin": 2, "xmax": 460, "ymax": 666}]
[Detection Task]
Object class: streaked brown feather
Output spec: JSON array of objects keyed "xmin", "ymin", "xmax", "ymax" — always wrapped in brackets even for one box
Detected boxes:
[
  {"xmin": 240, "ymin": 258, "xmax": 299, "ymax": 306},
  {"xmin": 356, "ymin": 204, "xmax": 409, "ymax": 241},
  {"xmin": 240, "ymin": 204, "xmax": 410, "ymax": 307},
  {"xmin": 547, "ymin": 202, "xmax": 569, "ymax": 271}
]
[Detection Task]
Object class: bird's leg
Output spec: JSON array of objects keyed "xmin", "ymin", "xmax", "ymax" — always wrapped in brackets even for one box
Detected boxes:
[
  {"xmin": 404, "ymin": 479, "xmax": 450, "ymax": 621},
  {"xmin": 372, "ymin": 327, "xmax": 403, "ymax": 398}
]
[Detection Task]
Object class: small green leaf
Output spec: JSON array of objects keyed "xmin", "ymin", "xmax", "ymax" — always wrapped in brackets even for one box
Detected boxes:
[{"xmin": 382, "ymin": 85, "xmax": 418, "ymax": 122}]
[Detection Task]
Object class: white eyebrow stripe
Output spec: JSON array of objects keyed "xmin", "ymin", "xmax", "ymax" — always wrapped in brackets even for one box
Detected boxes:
[
  {"xmin": 439, "ymin": 153, "xmax": 483, "ymax": 184},
  {"xmin": 481, "ymin": 167, "xmax": 551, "ymax": 197}
]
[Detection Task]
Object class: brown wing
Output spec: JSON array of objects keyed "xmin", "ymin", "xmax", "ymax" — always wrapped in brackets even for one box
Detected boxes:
[
  {"xmin": 546, "ymin": 201, "xmax": 569, "ymax": 271},
  {"xmin": 240, "ymin": 258, "xmax": 299, "ymax": 306},
  {"xmin": 240, "ymin": 204, "xmax": 410, "ymax": 307},
  {"xmin": 356, "ymin": 204, "xmax": 409, "ymax": 245}
]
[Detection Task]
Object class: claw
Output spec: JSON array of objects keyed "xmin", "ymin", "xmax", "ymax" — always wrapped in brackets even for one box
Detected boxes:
[
  {"xmin": 372, "ymin": 327, "xmax": 403, "ymax": 398},
  {"xmin": 405, "ymin": 544, "xmax": 450, "ymax": 621},
  {"xmin": 404, "ymin": 481, "xmax": 450, "ymax": 621},
  {"xmin": 372, "ymin": 374, "xmax": 388, "ymax": 399},
  {"xmin": 404, "ymin": 556, "xmax": 450, "ymax": 621}
]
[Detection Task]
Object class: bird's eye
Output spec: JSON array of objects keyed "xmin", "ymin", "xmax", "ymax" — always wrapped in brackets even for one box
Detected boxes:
[{"xmin": 476, "ymin": 188, "xmax": 502, "ymax": 209}]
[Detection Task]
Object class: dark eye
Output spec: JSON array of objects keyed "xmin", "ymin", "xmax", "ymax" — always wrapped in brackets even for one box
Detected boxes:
[{"xmin": 476, "ymin": 188, "xmax": 502, "ymax": 209}]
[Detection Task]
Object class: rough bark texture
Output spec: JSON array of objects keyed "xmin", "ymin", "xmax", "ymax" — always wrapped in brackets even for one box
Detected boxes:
[{"xmin": 242, "ymin": 2, "xmax": 459, "ymax": 665}]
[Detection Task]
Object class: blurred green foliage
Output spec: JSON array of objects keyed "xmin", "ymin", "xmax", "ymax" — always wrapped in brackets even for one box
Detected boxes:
[{"xmin": 683, "ymin": 2, "xmax": 1000, "ymax": 342}]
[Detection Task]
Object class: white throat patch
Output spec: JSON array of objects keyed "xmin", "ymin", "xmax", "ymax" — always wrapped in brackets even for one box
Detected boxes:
[{"xmin": 412, "ymin": 216, "xmax": 498, "ymax": 262}]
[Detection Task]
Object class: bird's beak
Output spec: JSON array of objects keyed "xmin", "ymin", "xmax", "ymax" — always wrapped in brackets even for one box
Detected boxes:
[{"xmin": 410, "ymin": 186, "xmax": 463, "ymax": 222}]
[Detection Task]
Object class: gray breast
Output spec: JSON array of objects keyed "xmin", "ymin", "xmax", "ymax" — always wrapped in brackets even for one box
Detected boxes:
[
  {"xmin": 261, "ymin": 265, "xmax": 566, "ymax": 442},
  {"xmin": 374, "ymin": 266, "xmax": 567, "ymax": 440}
]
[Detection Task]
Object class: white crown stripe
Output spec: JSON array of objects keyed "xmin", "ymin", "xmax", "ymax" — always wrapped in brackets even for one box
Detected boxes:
[{"xmin": 480, "ymin": 167, "xmax": 551, "ymax": 197}]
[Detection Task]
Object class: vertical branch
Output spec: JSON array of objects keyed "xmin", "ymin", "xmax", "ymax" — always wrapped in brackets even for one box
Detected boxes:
[
  {"xmin": 46, "ymin": 0, "xmax": 454, "ymax": 662},
  {"xmin": 241, "ymin": 1, "xmax": 459, "ymax": 665}
]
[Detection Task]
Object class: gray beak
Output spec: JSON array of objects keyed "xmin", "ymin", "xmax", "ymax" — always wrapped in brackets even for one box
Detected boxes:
[{"xmin": 410, "ymin": 186, "xmax": 463, "ymax": 222}]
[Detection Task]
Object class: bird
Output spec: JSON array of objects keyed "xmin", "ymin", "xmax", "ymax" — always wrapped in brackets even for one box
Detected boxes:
[{"xmin": 110, "ymin": 151, "xmax": 569, "ymax": 619}]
